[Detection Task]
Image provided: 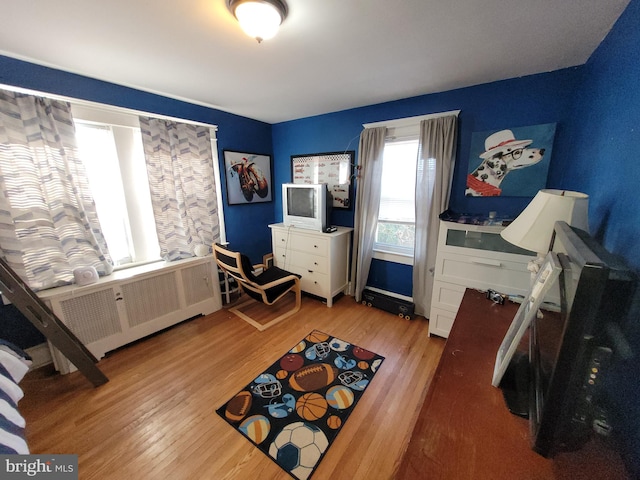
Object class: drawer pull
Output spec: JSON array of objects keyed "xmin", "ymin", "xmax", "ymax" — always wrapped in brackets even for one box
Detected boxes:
[
  {"xmin": 470, "ymin": 258, "xmax": 503, "ymax": 268},
  {"xmin": 308, "ymin": 270, "xmax": 314, "ymax": 273}
]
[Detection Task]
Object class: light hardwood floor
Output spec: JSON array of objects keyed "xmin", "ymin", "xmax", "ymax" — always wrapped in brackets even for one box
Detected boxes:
[{"xmin": 21, "ymin": 293, "xmax": 445, "ymax": 479}]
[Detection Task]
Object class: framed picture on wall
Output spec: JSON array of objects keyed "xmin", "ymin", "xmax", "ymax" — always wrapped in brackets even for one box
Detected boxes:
[
  {"xmin": 290, "ymin": 151, "xmax": 355, "ymax": 209},
  {"xmin": 466, "ymin": 123, "xmax": 557, "ymax": 197},
  {"xmin": 223, "ymin": 150, "xmax": 273, "ymax": 205}
]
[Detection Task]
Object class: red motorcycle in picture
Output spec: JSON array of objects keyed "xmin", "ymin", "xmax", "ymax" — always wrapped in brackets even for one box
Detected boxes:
[{"xmin": 229, "ymin": 155, "xmax": 269, "ymax": 202}]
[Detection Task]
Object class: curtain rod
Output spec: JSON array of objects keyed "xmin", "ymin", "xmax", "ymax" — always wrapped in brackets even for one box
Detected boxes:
[
  {"xmin": 0, "ymin": 83, "xmax": 218, "ymax": 131},
  {"xmin": 363, "ymin": 109, "xmax": 460, "ymax": 129}
]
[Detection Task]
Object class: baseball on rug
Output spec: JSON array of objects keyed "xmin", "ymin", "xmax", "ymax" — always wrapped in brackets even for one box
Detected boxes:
[{"xmin": 216, "ymin": 330, "xmax": 385, "ymax": 480}]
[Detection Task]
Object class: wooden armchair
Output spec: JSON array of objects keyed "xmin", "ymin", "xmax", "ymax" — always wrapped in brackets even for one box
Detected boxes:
[{"xmin": 213, "ymin": 243, "xmax": 301, "ymax": 331}]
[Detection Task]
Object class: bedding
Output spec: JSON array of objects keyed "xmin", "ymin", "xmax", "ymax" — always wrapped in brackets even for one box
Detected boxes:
[{"xmin": 0, "ymin": 340, "xmax": 32, "ymax": 454}]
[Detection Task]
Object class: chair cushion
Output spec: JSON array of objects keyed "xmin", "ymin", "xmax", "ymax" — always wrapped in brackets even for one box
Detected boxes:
[
  {"xmin": 255, "ymin": 267, "xmax": 301, "ymax": 303},
  {"xmin": 240, "ymin": 254, "xmax": 258, "ymax": 283}
]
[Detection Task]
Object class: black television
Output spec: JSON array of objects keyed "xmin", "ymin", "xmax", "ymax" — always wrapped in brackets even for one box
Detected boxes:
[{"xmin": 501, "ymin": 221, "xmax": 637, "ymax": 458}]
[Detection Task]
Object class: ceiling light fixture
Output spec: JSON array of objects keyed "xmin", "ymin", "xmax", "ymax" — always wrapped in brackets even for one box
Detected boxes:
[{"xmin": 227, "ymin": 0, "xmax": 288, "ymax": 43}]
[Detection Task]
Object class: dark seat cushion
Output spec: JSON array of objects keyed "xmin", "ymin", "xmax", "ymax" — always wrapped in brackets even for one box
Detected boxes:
[
  {"xmin": 240, "ymin": 254, "xmax": 258, "ymax": 283},
  {"xmin": 250, "ymin": 267, "xmax": 301, "ymax": 303}
]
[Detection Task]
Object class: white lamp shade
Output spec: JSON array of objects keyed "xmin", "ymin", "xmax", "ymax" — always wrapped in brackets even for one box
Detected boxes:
[
  {"xmin": 500, "ymin": 189, "xmax": 589, "ymax": 254},
  {"xmin": 234, "ymin": 1, "xmax": 283, "ymax": 41}
]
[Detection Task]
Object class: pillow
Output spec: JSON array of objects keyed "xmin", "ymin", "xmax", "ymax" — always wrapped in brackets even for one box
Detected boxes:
[{"xmin": 0, "ymin": 350, "xmax": 31, "ymax": 384}]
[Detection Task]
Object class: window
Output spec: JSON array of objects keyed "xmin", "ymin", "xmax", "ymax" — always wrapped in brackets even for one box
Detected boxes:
[
  {"xmin": 375, "ymin": 139, "xmax": 419, "ymax": 258},
  {"xmin": 74, "ymin": 120, "xmax": 159, "ymax": 266},
  {"xmin": 71, "ymin": 103, "xmax": 223, "ymax": 270},
  {"xmin": 365, "ymin": 112, "xmax": 458, "ymax": 265}
]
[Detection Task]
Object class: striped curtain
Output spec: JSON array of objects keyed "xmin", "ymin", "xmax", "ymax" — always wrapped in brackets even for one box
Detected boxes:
[
  {"xmin": 139, "ymin": 117, "xmax": 220, "ymax": 261},
  {"xmin": 0, "ymin": 90, "xmax": 113, "ymax": 290}
]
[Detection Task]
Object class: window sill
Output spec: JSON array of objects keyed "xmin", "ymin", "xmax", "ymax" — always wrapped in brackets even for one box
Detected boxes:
[{"xmin": 372, "ymin": 249, "xmax": 413, "ymax": 266}]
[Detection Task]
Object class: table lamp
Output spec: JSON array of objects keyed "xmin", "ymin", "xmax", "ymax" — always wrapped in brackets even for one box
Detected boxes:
[{"xmin": 500, "ymin": 189, "xmax": 589, "ymax": 275}]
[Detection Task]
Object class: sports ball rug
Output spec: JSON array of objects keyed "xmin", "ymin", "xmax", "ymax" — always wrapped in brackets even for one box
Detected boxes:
[{"xmin": 216, "ymin": 330, "xmax": 385, "ymax": 480}]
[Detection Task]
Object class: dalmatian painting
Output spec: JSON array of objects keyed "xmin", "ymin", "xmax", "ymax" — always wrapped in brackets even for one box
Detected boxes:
[{"xmin": 466, "ymin": 124, "xmax": 556, "ymax": 197}]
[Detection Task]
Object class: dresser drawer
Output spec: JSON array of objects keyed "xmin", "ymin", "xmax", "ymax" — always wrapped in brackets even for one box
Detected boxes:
[
  {"xmin": 272, "ymin": 229, "xmax": 329, "ymax": 257},
  {"xmin": 435, "ymin": 251, "xmax": 531, "ymax": 295},
  {"xmin": 428, "ymin": 306, "xmax": 457, "ymax": 338},
  {"xmin": 431, "ymin": 280, "xmax": 466, "ymax": 312},
  {"xmin": 291, "ymin": 234, "xmax": 328, "ymax": 257},
  {"xmin": 274, "ymin": 261, "xmax": 328, "ymax": 295},
  {"xmin": 273, "ymin": 247, "xmax": 328, "ymax": 274},
  {"xmin": 299, "ymin": 270, "xmax": 329, "ymax": 297}
]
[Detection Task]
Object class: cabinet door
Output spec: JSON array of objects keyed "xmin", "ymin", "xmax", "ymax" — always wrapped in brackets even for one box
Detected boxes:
[
  {"xmin": 121, "ymin": 272, "xmax": 181, "ymax": 328},
  {"xmin": 56, "ymin": 287, "xmax": 122, "ymax": 345},
  {"xmin": 49, "ymin": 286, "xmax": 126, "ymax": 371},
  {"xmin": 180, "ymin": 262, "xmax": 216, "ymax": 306}
]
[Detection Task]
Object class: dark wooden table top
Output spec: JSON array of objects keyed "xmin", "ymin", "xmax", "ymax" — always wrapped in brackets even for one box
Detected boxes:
[{"xmin": 397, "ymin": 289, "xmax": 629, "ymax": 479}]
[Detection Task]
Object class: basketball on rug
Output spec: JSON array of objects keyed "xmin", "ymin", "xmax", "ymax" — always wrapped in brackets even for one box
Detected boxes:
[{"xmin": 216, "ymin": 330, "xmax": 385, "ymax": 480}]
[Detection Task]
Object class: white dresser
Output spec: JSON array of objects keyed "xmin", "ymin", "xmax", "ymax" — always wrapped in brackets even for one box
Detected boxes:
[
  {"xmin": 269, "ymin": 224, "xmax": 352, "ymax": 307},
  {"xmin": 428, "ymin": 220, "xmax": 535, "ymax": 338}
]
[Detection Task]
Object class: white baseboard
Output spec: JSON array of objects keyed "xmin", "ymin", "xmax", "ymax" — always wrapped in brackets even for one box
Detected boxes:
[{"xmin": 25, "ymin": 343, "xmax": 52, "ymax": 370}]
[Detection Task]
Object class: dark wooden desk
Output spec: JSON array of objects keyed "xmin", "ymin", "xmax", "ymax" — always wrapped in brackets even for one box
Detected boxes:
[{"xmin": 397, "ymin": 289, "xmax": 629, "ymax": 479}]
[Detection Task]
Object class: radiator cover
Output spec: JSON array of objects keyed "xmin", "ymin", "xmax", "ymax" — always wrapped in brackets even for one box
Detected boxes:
[{"xmin": 39, "ymin": 257, "xmax": 221, "ymax": 374}]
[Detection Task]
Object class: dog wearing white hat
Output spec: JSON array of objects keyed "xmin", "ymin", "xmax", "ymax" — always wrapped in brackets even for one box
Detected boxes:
[{"xmin": 466, "ymin": 129, "xmax": 545, "ymax": 196}]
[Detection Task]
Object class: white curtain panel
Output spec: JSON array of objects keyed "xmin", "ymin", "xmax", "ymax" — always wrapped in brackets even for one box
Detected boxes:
[
  {"xmin": 350, "ymin": 127, "xmax": 387, "ymax": 302},
  {"xmin": 413, "ymin": 115, "xmax": 458, "ymax": 316},
  {"xmin": 139, "ymin": 117, "xmax": 220, "ymax": 261},
  {"xmin": 0, "ymin": 89, "xmax": 113, "ymax": 290}
]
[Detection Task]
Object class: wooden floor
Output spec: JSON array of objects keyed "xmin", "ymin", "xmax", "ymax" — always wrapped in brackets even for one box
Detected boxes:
[{"xmin": 21, "ymin": 293, "xmax": 445, "ymax": 480}]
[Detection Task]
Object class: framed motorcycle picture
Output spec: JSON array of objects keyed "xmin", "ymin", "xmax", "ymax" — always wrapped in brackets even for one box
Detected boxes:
[{"xmin": 223, "ymin": 150, "xmax": 273, "ymax": 205}]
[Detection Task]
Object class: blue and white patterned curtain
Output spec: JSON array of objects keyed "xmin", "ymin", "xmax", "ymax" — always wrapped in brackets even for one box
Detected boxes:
[
  {"xmin": 139, "ymin": 117, "xmax": 220, "ymax": 261},
  {"xmin": 0, "ymin": 90, "xmax": 113, "ymax": 290}
]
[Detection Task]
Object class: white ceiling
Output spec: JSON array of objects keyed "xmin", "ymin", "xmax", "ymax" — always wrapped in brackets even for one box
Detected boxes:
[{"xmin": 0, "ymin": 0, "xmax": 631, "ymax": 124}]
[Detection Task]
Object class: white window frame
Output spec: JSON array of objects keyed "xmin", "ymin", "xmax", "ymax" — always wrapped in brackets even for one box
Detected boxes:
[{"xmin": 363, "ymin": 110, "xmax": 460, "ymax": 266}]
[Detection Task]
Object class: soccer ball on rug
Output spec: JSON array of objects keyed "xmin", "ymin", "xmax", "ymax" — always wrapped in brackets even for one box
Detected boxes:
[{"xmin": 269, "ymin": 421, "xmax": 329, "ymax": 480}]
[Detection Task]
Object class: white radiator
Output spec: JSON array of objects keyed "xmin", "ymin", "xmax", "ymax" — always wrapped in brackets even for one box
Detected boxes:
[{"xmin": 39, "ymin": 257, "xmax": 221, "ymax": 374}]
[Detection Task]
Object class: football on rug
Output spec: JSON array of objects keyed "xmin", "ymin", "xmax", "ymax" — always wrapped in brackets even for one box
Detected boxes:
[{"xmin": 216, "ymin": 330, "xmax": 385, "ymax": 480}]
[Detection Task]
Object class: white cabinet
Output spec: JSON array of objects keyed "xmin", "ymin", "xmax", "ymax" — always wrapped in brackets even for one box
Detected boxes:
[
  {"xmin": 428, "ymin": 220, "xmax": 535, "ymax": 338},
  {"xmin": 38, "ymin": 257, "xmax": 221, "ymax": 373},
  {"xmin": 269, "ymin": 224, "xmax": 352, "ymax": 307}
]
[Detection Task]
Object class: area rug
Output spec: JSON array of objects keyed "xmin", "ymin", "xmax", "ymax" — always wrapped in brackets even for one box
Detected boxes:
[{"xmin": 216, "ymin": 330, "xmax": 385, "ymax": 480}]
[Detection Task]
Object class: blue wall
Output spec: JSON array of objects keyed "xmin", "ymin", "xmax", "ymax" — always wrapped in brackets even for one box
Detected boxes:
[
  {"xmin": 564, "ymin": 0, "xmax": 640, "ymax": 473},
  {"xmin": 273, "ymin": 69, "xmax": 582, "ymax": 224},
  {"xmin": 272, "ymin": 68, "xmax": 582, "ymax": 294},
  {"xmin": 559, "ymin": 0, "xmax": 640, "ymax": 272}
]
